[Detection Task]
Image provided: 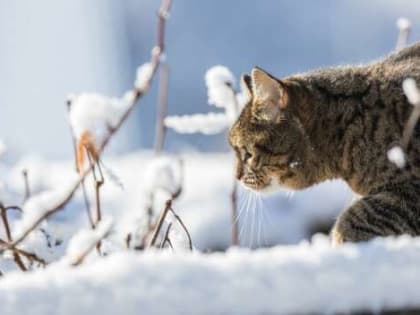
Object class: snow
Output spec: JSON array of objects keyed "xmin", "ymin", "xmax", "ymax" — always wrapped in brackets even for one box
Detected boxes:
[
  {"xmin": 165, "ymin": 65, "xmax": 248, "ymax": 135},
  {"xmin": 12, "ymin": 173, "xmax": 80, "ymax": 241},
  {"xmin": 205, "ymin": 65, "xmax": 236, "ymax": 108},
  {"xmin": 387, "ymin": 146, "xmax": 406, "ymax": 168},
  {"xmin": 68, "ymin": 93, "xmax": 131, "ymax": 144},
  {"xmin": 164, "ymin": 113, "xmax": 229, "ymax": 135},
  {"xmin": 64, "ymin": 217, "xmax": 114, "ymax": 265},
  {"xmin": 396, "ymin": 17, "xmax": 411, "ymax": 30},
  {"xmin": 402, "ymin": 78, "xmax": 420, "ymax": 106},
  {"xmin": 1, "ymin": 236, "xmax": 420, "ymax": 314},
  {"xmin": 134, "ymin": 62, "xmax": 154, "ymax": 90},
  {"xmin": 143, "ymin": 156, "xmax": 182, "ymax": 196}
]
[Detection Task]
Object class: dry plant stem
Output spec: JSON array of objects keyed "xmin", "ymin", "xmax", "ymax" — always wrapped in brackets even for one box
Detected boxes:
[
  {"xmin": 164, "ymin": 238, "xmax": 173, "ymax": 250},
  {"xmin": 67, "ymin": 102, "xmax": 94, "ymax": 228},
  {"xmin": 86, "ymin": 151, "xmax": 104, "ymax": 254},
  {"xmin": 71, "ymin": 229, "xmax": 111, "ymax": 267},
  {"xmin": 22, "ymin": 169, "xmax": 30, "ymax": 202},
  {"xmin": 231, "ymin": 179, "xmax": 239, "ymax": 246},
  {"xmin": 154, "ymin": 63, "xmax": 169, "ymax": 154},
  {"xmin": 168, "ymin": 208, "xmax": 193, "ymax": 250},
  {"xmin": 229, "ymin": 87, "xmax": 240, "ymax": 246},
  {"xmin": 0, "ymin": 238, "xmax": 46, "ymax": 267},
  {"xmin": 4, "ymin": 0, "xmax": 172, "ymax": 251},
  {"xmin": 81, "ymin": 180, "xmax": 94, "ymax": 228},
  {"xmin": 396, "ymin": 28, "xmax": 411, "ymax": 51},
  {"xmin": 0, "ymin": 206, "xmax": 26, "ymax": 271},
  {"xmin": 160, "ymin": 222, "xmax": 172, "ymax": 248},
  {"xmin": 149, "ymin": 199, "xmax": 172, "ymax": 247},
  {"xmin": 402, "ymin": 106, "xmax": 420, "ymax": 150},
  {"xmin": 87, "ymin": 151, "xmax": 104, "ymax": 226}
]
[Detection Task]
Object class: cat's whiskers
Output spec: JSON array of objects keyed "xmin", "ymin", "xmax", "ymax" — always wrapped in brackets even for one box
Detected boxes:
[{"xmin": 239, "ymin": 189, "xmax": 252, "ymax": 244}]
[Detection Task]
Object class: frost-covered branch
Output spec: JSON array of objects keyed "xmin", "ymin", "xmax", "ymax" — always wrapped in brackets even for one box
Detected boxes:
[
  {"xmin": 168, "ymin": 208, "xmax": 192, "ymax": 250},
  {"xmin": 65, "ymin": 218, "xmax": 113, "ymax": 266},
  {"xmin": 396, "ymin": 18, "xmax": 411, "ymax": 51},
  {"xmin": 0, "ymin": 205, "xmax": 26, "ymax": 271},
  {"xmin": 165, "ymin": 65, "xmax": 248, "ymax": 135},
  {"xmin": 3, "ymin": 0, "xmax": 173, "ymax": 250},
  {"xmin": 402, "ymin": 78, "xmax": 420, "ymax": 149}
]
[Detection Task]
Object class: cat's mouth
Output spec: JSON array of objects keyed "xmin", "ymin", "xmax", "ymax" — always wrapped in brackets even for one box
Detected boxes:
[{"xmin": 241, "ymin": 175, "xmax": 280, "ymax": 193}]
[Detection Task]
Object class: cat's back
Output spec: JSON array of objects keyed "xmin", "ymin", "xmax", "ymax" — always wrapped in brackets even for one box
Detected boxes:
[
  {"xmin": 387, "ymin": 42, "xmax": 420, "ymax": 64},
  {"xmin": 373, "ymin": 42, "xmax": 420, "ymax": 82}
]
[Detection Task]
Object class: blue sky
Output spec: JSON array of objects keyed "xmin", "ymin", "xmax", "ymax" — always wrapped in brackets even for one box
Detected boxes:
[{"xmin": 1, "ymin": 0, "xmax": 419, "ymax": 157}]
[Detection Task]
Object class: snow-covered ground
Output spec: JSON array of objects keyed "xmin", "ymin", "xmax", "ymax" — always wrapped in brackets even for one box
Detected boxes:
[
  {"xmin": 2, "ymin": 235, "xmax": 420, "ymax": 315},
  {"xmin": 2, "ymin": 151, "xmax": 420, "ymax": 314}
]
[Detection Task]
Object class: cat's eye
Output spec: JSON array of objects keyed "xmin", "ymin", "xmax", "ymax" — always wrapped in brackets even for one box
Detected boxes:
[{"xmin": 244, "ymin": 151, "xmax": 252, "ymax": 162}]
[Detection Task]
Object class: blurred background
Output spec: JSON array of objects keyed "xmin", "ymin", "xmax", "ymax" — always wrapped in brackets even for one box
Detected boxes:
[{"xmin": 0, "ymin": 0, "xmax": 420, "ymax": 158}]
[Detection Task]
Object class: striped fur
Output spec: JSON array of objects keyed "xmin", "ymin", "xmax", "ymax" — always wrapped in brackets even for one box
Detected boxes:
[{"xmin": 229, "ymin": 42, "xmax": 420, "ymax": 243}]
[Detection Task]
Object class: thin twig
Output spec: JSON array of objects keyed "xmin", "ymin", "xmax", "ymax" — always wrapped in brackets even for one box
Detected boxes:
[
  {"xmin": 402, "ymin": 107, "xmax": 420, "ymax": 150},
  {"xmin": 22, "ymin": 169, "xmax": 30, "ymax": 202},
  {"xmin": 0, "ymin": 205, "xmax": 27, "ymax": 271},
  {"xmin": 160, "ymin": 222, "xmax": 172, "ymax": 248},
  {"xmin": 67, "ymin": 100, "xmax": 94, "ymax": 228},
  {"xmin": 71, "ymin": 227, "xmax": 112, "ymax": 267},
  {"xmin": 231, "ymin": 180, "xmax": 239, "ymax": 246},
  {"xmin": 163, "ymin": 238, "xmax": 174, "ymax": 250},
  {"xmin": 396, "ymin": 19, "xmax": 411, "ymax": 51},
  {"xmin": 228, "ymin": 86, "xmax": 240, "ymax": 246},
  {"xmin": 86, "ymin": 151, "xmax": 104, "ymax": 254},
  {"xmin": 0, "ymin": 238, "xmax": 46, "ymax": 267},
  {"xmin": 148, "ymin": 199, "xmax": 172, "ymax": 247},
  {"xmin": 6, "ymin": 0, "xmax": 173, "ymax": 250},
  {"xmin": 154, "ymin": 63, "xmax": 169, "ymax": 154},
  {"xmin": 168, "ymin": 207, "xmax": 193, "ymax": 250}
]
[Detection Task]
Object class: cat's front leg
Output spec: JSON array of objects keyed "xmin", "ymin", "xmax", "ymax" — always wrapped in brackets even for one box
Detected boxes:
[{"xmin": 330, "ymin": 191, "xmax": 417, "ymax": 245}]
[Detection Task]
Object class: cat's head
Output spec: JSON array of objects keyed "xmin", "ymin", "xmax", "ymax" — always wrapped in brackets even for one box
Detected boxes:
[{"xmin": 229, "ymin": 67, "xmax": 311, "ymax": 192}]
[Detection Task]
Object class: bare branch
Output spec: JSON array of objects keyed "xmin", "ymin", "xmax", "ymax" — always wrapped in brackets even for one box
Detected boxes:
[
  {"xmin": 154, "ymin": 63, "xmax": 169, "ymax": 154},
  {"xmin": 230, "ymin": 180, "xmax": 239, "ymax": 246},
  {"xmin": 148, "ymin": 199, "xmax": 172, "ymax": 248},
  {"xmin": 0, "ymin": 204, "xmax": 27, "ymax": 271},
  {"xmin": 0, "ymin": 238, "xmax": 46, "ymax": 267},
  {"xmin": 67, "ymin": 101, "xmax": 94, "ymax": 228},
  {"xmin": 396, "ymin": 18, "xmax": 411, "ymax": 51},
  {"xmin": 402, "ymin": 107, "xmax": 420, "ymax": 150},
  {"xmin": 6, "ymin": 0, "xmax": 173, "ymax": 250},
  {"xmin": 70, "ymin": 224, "xmax": 112, "ymax": 267},
  {"xmin": 160, "ymin": 222, "xmax": 172, "ymax": 248},
  {"xmin": 168, "ymin": 207, "xmax": 193, "ymax": 250}
]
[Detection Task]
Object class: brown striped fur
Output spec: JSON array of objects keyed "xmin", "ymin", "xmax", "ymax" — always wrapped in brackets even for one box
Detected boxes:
[{"xmin": 229, "ymin": 42, "xmax": 420, "ymax": 244}]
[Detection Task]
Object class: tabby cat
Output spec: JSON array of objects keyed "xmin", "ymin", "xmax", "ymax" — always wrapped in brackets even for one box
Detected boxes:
[{"xmin": 229, "ymin": 42, "xmax": 420, "ymax": 245}]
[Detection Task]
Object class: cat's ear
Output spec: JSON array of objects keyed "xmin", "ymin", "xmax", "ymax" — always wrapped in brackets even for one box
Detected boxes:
[
  {"xmin": 250, "ymin": 67, "xmax": 289, "ymax": 122},
  {"xmin": 240, "ymin": 74, "xmax": 253, "ymax": 99}
]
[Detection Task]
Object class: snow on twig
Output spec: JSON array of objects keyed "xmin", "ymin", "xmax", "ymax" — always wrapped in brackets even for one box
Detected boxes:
[
  {"xmin": 12, "ymin": 175, "xmax": 80, "ymax": 241},
  {"xmin": 65, "ymin": 217, "xmax": 114, "ymax": 266},
  {"xmin": 144, "ymin": 156, "xmax": 183, "ymax": 197},
  {"xmin": 164, "ymin": 113, "xmax": 229, "ymax": 134},
  {"xmin": 387, "ymin": 146, "xmax": 406, "ymax": 168},
  {"xmin": 401, "ymin": 78, "xmax": 420, "ymax": 151},
  {"xmin": 396, "ymin": 17, "xmax": 411, "ymax": 51},
  {"xmin": 165, "ymin": 65, "xmax": 247, "ymax": 135}
]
